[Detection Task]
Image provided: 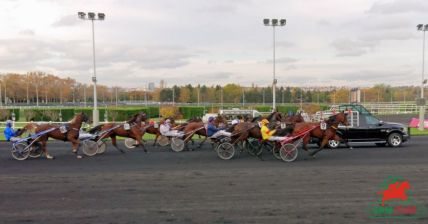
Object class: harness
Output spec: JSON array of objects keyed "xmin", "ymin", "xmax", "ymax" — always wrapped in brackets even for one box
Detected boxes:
[{"xmin": 60, "ymin": 124, "xmax": 80, "ymax": 141}]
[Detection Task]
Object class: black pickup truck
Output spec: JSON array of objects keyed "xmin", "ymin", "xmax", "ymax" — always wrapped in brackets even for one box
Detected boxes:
[{"xmin": 320, "ymin": 104, "xmax": 410, "ymax": 148}]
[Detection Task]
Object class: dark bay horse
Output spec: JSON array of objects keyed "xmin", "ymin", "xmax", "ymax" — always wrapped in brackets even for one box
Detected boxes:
[
  {"xmin": 90, "ymin": 112, "xmax": 148, "ymax": 152},
  {"xmin": 141, "ymin": 116, "xmax": 175, "ymax": 146},
  {"xmin": 34, "ymin": 113, "xmax": 89, "ymax": 159},
  {"xmin": 181, "ymin": 115, "xmax": 227, "ymax": 148},
  {"xmin": 291, "ymin": 111, "xmax": 349, "ymax": 157}
]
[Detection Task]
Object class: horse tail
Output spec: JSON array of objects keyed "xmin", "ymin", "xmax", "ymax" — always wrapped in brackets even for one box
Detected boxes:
[{"xmin": 89, "ymin": 124, "xmax": 103, "ymax": 134}]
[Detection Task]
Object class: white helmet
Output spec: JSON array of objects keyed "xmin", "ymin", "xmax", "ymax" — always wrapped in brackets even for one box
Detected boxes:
[
  {"xmin": 231, "ymin": 119, "xmax": 239, "ymax": 125},
  {"xmin": 165, "ymin": 119, "xmax": 171, "ymax": 124}
]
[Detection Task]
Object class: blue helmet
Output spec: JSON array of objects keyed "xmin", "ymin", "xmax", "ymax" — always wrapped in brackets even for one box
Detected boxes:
[{"xmin": 208, "ymin": 117, "xmax": 214, "ymax": 122}]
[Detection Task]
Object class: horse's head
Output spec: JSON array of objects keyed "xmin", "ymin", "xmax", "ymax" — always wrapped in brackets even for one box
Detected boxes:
[
  {"xmin": 81, "ymin": 112, "xmax": 89, "ymax": 123},
  {"xmin": 327, "ymin": 111, "xmax": 349, "ymax": 126},
  {"xmin": 214, "ymin": 114, "xmax": 227, "ymax": 126},
  {"xmin": 71, "ymin": 112, "xmax": 89, "ymax": 124}
]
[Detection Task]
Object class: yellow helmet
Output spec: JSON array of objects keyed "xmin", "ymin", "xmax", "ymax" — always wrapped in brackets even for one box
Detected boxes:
[{"xmin": 261, "ymin": 119, "xmax": 269, "ymax": 124}]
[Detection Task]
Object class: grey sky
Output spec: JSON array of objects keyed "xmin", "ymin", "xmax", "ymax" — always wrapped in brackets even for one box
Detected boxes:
[{"xmin": 0, "ymin": 0, "xmax": 426, "ymax": 88}]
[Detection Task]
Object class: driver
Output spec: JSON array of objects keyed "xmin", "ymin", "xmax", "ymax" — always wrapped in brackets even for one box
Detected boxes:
[
  {"xmin": 260, "ymin": 119, "xmax": 286, "ymax": 141},
  {"xmin": 4, "ymin": 120, "xmax": 18, "ymax": 141},
  {"xmin": 159, "ymin": 119, "xmax": 183, "ymax": 137},
  {"xmin": 207, "ymin": 117, "xmax": 231, "ymax": 138}
]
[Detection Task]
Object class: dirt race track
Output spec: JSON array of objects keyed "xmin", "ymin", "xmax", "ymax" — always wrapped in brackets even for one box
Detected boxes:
[{"xmin": 1, "ymin": 137, "xmax": 428, "ymax": 224}]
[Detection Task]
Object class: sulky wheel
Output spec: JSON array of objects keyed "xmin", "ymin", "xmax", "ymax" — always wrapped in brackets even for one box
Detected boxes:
[
  {"xmin": 216, "ymin": 142, "xmax": 235, "ymax": 160},
  {"xmin": 280, "ymin": 143, "xmax": 299, "ymax": 162},
  {"xmin": 124, "ymin": 138, "xmax": 137, "ymax": 149},
  {"xmin": 171, "ymin": 138, "xmax": 185, "ymax": 152},
  {"xmin": 272, "ymin": 143, "xmax": 281, "ymax": 160},
  {"xmin": 246, "ymin": 139, "xmax": 263, "ymax": 156},
  {"xmin": 158, "ymin": 136, "xmax": 170, "ymax": 146},
  {"xmin": 82, "ymin": 140, "xmax": 98, "ymax": 157},
  {"xmin": 97, "ymin": 140, "xmax": 107, "ymax": 154},
  {"xmin": 11, "ymin": 143, "xmax": 31, "ymax": 161},
  {"xmin": 29, "ymin": 143, "xmax": 43, "ymax": 158}
]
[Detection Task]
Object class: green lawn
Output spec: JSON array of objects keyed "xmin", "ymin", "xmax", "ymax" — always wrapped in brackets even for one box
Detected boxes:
[{"xmin": 410, "ymin": 128, "xmax": 428, "ymax": 136}]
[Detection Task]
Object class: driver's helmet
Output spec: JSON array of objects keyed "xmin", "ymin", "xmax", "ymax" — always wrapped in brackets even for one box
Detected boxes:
[{"xmin": 261, "ymin": 119, "xmax": 269, "ymax": 125}]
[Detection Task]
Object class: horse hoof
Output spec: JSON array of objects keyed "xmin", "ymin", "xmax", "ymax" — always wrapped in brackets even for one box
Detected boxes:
[
  {"xmin": 46, "ymin": 155, "xmax": 54, "ymax": 160},
  {"xmin": 76, "ymin": 155, "xmax": 83, "ymax": 159}
]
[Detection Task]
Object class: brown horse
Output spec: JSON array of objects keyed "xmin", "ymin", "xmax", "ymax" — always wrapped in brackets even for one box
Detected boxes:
[
  {"xmin": 143, "ymin": 124, "xmax": 162, "ymax": 146},
  {"xmin": 181, "ymin": 115, "xmax": 227, "ymax": 148},
  {"xmin": 33, "ymin": 112, "xmax": 89, "ymax": 159},
  {"xmin": 90, "ymin": 112, "xmax": 148, "ymax": 152},
  {"xmin": 283, "ymin": 112, "xmax": 304, "ymax": 124},
  {"xmin": 231, "ymin": 111, "xmax": 289, "ymax": 144},
  {"xmin": 291, "ymin": 111, "xmax": 349, "ymax": 157}
]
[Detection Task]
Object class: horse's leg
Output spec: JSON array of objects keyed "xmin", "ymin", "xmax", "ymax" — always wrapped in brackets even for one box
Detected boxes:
[
  {"xmin": 153, "ymin": 133, "xmax": 159, "ymax": 146},
  {"xmin": 111, "ymin": 135, "xmax": 125, "ymax": 153},
  {"xmin": 40, "ymin": 138, "xmax": 54, "ymax": 159},
  {"xmin": 184, "ymin": 133, "xmax": 194, "ymax": 151},
  {"xmin": 198, "ymin": 135, "xmax": 208, "ymax": 148},
  {"xmin": 135, "ymin": 135, "xmax": 147, "ymax": 153},
  {"xmin": 335, "ymin": 134, "xmax": 352, "ymax": 149},
  {"xmin": 309, "ymin": 137, "xmax": 328, "ymax": 157},
  {"xmin": 69, "ymin": 137, "xmax": 82, "ymax": 159},
  {"xmin": 302, "ymin": 135, "xmax": 310, "ymax": 151}
]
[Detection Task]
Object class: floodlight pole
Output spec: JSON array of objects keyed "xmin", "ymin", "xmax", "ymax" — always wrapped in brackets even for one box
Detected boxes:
[
  {"xmin": 264, "ymin": 18, "xmax": 286, "ymax": 112},
  {"xmin": 91, "ymin": 18, "xmax": 99, "ymax": 126},
  {"xmin": 78, "ymin": 11, "xmax": 104, "ymax": 125},
  {"xmin": 418, "ymin": 24, "xmax": 426, "ymax": 131}
]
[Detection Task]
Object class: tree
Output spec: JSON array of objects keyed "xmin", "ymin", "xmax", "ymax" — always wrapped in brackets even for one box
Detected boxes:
[{"xmin": 179, "ymin": 87, "xmax": 190, "ymax": 102}]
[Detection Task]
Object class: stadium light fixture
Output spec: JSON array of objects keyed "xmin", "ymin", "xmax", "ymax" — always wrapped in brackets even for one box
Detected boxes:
[
  {"xmin": 263, "ymin": 18, "xmax": 286, "ymax": 111},
  {"xmin": 78, "ymin": 11, "xmax": 105, "ymax": 126}
]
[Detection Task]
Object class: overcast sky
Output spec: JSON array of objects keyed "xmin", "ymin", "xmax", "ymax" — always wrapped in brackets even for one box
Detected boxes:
[{"xmin": 0, "ymin": 0, "xmax": 427, "ymax": 88}]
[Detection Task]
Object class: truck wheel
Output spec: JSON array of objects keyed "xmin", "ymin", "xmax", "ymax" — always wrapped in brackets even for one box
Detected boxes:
[
  {"xmin": 328, "ymin": 140, "xmax": 340, "ymax": 149},
  {"xmin": 387, "ymin": 133, "xmax": 402, "ymax": 147}
]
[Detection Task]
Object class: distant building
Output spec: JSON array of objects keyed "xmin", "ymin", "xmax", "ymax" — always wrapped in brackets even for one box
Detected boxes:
[
  {"xmin": 160, "ymin": 80, "xmax": 166, "ymax": 89},
  {"xmin": 148, "ymin": 82, "xmax": 155, "ymax": 91}
]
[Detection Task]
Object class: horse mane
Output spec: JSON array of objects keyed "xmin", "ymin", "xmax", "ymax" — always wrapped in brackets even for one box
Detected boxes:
[
  {"xmin": 251, "ymin": 116, "xmax": 261, "ymax": 122},
  {"xmin": 69, "ymin": 115, "xmax": 77, "ymax": 124},
  {"xmin": 127, "ymin": 112, "xmax": 146, "ymax": 123},
  {"xmin": 266, "ymin": 112, "xmax": 276, "ymax": 121}
]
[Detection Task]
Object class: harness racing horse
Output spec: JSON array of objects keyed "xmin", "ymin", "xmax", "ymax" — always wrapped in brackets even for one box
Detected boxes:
[
  {"xmin": 291, "ymin": 111, "xmax": 349, "ymax": 157},
  {"xmin": 34, "ymin": 112, "xmax": 89, "ymax": 159},
  {"xmin": 181, "ymin": 115, "xmax": 227, "ymax": 149},
  {"xmin": 141, "ymin": 117, "xmax": 176, "ymax": 146},
  {"xmin": 90, "ymin": 112, "xmax": 148, "ymax": 153}
]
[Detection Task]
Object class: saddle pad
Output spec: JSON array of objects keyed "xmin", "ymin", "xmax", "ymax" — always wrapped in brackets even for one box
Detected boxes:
[
  {"xmin": 123, "ymin": 123, "xmax": 131, "ymax": 130},
  {"xmin": 59, "ymin": 126, "xmax": 68, "ymax": 134},
  {"xmin": 320, "ymin": 121, "xmax": 327, "ymax": 130}
]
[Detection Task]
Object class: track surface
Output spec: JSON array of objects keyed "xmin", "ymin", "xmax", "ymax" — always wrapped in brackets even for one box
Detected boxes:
[{"xmin": 1, "ymin": 137, "xmax": 428, "ymax": 224}]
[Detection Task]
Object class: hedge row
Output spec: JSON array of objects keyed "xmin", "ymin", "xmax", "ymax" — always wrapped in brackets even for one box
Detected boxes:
[
  {"xmin": 277, "ymin": 105, "xmax": 299, "ymax": 114},
  {"xmin": 19, "ymin": 107, "xmax": 160, "ymax": 122},
  {"xmin": 0, "ymin": 109, "xmax": 20, "ymax": 121},
  {"xmin": 179, "ymin": 107, "xmax": 204, "ymax": 119}
]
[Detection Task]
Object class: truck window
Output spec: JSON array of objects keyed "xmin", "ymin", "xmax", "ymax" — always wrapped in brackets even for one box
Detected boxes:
[{"xmin": 365, "ymin": 115, "xmax": 379, "ymax": 125}]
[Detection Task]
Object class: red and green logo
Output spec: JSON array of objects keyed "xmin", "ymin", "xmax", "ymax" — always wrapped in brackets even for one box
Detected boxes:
[{"xmin": 369, "ymin": 176, "xmax": 426, "ymax": 219}]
